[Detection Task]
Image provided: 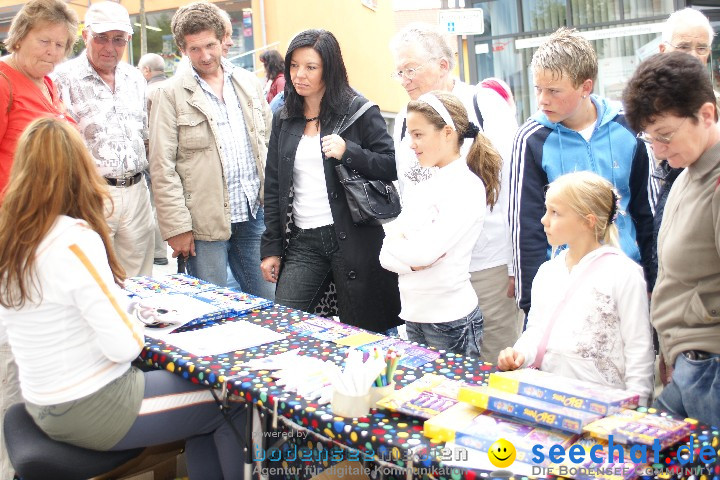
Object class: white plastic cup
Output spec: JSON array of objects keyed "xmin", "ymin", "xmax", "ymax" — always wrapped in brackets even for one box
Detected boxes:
[
  {"xmin": 331, "ymin": 389, "xmax": 371, "ymax": 417},
  {"xmin": 369, "ymin": 382, "xmax": 396, "ymax": 405}
]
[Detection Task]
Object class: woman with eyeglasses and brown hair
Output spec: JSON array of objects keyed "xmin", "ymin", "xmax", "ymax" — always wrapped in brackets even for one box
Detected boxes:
[{"xmin": 623, "ymin": 51, "xmax": 720, "ymax": 428}]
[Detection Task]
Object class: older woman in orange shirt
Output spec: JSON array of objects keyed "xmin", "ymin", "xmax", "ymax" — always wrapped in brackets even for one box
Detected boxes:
[{"xmin": 0, "ymin": 0, "xmax": 77, "ymax": 195}]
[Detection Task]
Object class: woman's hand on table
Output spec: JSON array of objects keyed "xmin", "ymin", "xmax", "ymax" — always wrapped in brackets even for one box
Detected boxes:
[
  {"xmin": 497, "ymin": 347, "xmax": 524, "ymax": 371},
  {"xmin": 261, "ymin": 256, "xmax": 281, "ymax": 283}
]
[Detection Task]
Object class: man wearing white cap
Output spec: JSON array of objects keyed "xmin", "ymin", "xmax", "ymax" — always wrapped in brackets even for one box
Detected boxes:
[{"xmin": 54, "ymin": 1, "xmax": 154, "ymax": 277}]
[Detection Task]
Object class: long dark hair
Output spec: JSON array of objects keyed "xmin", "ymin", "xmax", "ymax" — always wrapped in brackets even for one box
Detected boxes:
[
  {"xmin": 260, "ymin": 50, "xmax": 285, "ymax": 81},
  {"xmin": 283, "ymin": 29, "xmax": 354, "ymax": 123}
]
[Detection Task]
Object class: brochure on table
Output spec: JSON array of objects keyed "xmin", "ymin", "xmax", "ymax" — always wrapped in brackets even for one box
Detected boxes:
[
  {"xmin": 124, "ymin": 274, "xmax": 273, "ymax": 337},
  {"xmin": 161, "ymin": 319, "xmax": 286, "ymax": 357}
]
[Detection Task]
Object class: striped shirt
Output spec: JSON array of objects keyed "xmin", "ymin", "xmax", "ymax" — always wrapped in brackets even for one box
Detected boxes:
[{"xmin": 193, "ymin": 59, "xmax": 260, "ymax": 222}]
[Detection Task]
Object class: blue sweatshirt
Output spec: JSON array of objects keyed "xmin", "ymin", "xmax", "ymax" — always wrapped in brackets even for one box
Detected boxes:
[{"xmin": 509, "ymin": 95, "xmax": 655, "ymax": 313}]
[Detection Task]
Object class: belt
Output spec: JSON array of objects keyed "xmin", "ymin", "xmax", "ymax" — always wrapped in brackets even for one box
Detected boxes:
[
  {"xmin": 105, "ymin": 172, "xmax": 143, "ymax": 188},
  {"xmin": 682, "ymin": 350, "xmax": 717, "ymax": 361}
]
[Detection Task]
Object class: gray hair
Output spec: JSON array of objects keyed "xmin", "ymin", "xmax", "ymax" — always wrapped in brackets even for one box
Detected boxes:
[
  {"xmin": 531, "ymin": 27, "xmax": 597, "ymax": 87},
  {"xmin": 138, "ymin": 53, "xmax": 165, "ymax": 72},
  {"xmin": 218, "ymin": 8, "xmax": 232, "ymax": 36},
  {"xmin": 662, "ymin": 8, "xmax": 714, "ymax": 44},
  {"xmin": 6, "ymin": 0, "xmax": 77, "ymax": 57},
  {"xmin": 389, "ymin": 22, "xmax": 455, "ymax": 70}
]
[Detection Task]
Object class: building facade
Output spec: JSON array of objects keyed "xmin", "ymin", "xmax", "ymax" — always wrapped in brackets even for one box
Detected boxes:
[
  {"xmin": 0, "ymin": 0, "xmax": 715, "ymax": 122},
  {"xmin": 0, "ymin": 0, "xmax": 404, "ymax": 116},
  {"xmin": 461, "ymin": 0, "xmax": 718, "ymax": 121}
]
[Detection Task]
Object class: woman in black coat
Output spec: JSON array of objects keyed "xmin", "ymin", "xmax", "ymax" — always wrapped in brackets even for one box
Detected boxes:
[{"xmin": 260, "ymin": 29, "xmax": 401, "ymax": 334}]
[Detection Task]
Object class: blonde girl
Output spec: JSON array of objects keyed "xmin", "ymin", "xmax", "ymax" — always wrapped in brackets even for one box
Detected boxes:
[
  {"xmin": 380, "ymin": 91, "xmax": 501, "ymax": 358},
  {"xmin": 498, "ymin": 171, "xmax": 654, "ymax": 404}
]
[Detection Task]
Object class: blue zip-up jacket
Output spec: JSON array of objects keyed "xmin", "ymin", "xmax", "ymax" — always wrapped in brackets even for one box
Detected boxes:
[{"xmin": 509, "ymin": 95, "xmax": 656, "ymax": 314}]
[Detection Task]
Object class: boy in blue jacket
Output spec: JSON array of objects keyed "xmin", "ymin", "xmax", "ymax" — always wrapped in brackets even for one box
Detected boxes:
[{"xmin": 509, "ymin": 27, "xmax": 656, "ymax": 315}]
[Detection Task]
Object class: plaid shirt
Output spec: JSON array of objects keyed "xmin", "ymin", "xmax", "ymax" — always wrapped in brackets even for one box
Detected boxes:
[
  {"xmin": 53, "ymin": 52, "xmax": 148, "ymax": 179},
  {"xmin": 193, "ymin": 59, "xmax": 260, "ymax": 223}
]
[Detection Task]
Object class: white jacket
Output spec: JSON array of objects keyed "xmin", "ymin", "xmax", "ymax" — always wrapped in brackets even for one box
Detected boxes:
[
  {"xmin": 0, "ymin": 216, "xmax": 145, "ymax": 405},
  {"xmin": 392, "ymin": 79, "xmax": 517, "ymax": 274},
  {"xmin": 380, "ymin": 158, "xmax": 484, "ymax": 323},
  {"xmin": 514, "ymin": 246, "xmax": 655, "ymax": 405}
]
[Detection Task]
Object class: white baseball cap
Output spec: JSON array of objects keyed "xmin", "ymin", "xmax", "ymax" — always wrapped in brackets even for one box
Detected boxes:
[{"xmin": 85, "ymin": 2, "xmax": 133, "ymax": 35}]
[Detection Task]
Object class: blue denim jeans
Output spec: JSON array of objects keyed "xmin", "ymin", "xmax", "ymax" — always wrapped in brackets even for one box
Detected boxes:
[
  {"xmin": 405, "ymin": 305, "xmax": 484, "ymax": 359},
  {"xmin": 188, "ymin": 207, "xmax": 275, "ymax": 300},
  {"xmin": 275, "ymin": 224, "xmax": 355, "ymax": 322},
  {"xmin": 654, "ymin": 352, "xmax": 720, "ymax": 427}
]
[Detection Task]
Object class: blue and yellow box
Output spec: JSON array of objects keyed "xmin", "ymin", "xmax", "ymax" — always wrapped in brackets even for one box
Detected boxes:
[
  {"xmin": 488, "ymin": 370, "xmax": 638, "ymax": 416},
  {"xmin": 457, "ymin": 386, "xmax": 602, "ymax": 434}
]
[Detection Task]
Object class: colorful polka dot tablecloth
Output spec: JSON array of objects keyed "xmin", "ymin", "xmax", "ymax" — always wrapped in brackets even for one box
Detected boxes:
[{"xmin": 140, "ymin": 306, "xmax": 720, "ymax": 480}]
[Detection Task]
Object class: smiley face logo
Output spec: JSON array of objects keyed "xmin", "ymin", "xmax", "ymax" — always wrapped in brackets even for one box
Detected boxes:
[{"xmin": 488, "ymin": 438, "xmax": 516, "ymax": 468}]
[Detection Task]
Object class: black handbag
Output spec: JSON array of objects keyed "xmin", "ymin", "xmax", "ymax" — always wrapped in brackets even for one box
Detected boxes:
[{"xmin": 332, "ymin": 98, "xmax": 401, "ymax": 226}]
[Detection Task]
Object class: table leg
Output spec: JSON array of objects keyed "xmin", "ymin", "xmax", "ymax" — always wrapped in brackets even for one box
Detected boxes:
[{"xmin": 244, "ymin": 402, "xmax": 254, "ymax": 479}]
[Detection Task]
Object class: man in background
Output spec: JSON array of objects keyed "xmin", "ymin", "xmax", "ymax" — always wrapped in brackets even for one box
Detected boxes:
[{"xmin": 139, "ymin": 52, "xmax": 169, "ymax": 266}]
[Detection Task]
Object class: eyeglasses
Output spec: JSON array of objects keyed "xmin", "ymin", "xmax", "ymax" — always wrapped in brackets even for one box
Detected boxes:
[
  {"xmin": 665, "ymin": 41, "xmax": 710, "ymax": 56},
  {"xmin": 89, "ymin": 32, "xmax": 129, "ymax": 48},
  {"xmin": 636, "ymin": 117, "xmax": 688, "ymax": 145},
  {"xmin": 390, "ymin": 61, "xmax": 432, "ymax": 82}
]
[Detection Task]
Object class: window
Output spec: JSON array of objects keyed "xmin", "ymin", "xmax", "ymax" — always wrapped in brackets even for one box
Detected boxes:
[{"xmin": 471, "ymin": 0, "xmax": 675, "ymax": 121}]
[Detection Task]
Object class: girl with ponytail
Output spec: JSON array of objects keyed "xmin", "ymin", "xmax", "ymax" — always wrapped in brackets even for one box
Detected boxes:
[
  {"xmin": 498, "ymin": 171, "xmax": 654, "ymax": 405},
  {"xmin": 379, "ymin": 91, "xmax": 501, "ymax": 357}
]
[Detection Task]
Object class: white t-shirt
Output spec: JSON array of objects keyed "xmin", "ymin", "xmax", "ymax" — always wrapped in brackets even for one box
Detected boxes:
[
  {"xmin": 291, "ymin": 134, "xmax": 333, "ymax": 229},
  {"xmin": 578, "ymin": 123, "xmax": 594, "ymax": 142}
]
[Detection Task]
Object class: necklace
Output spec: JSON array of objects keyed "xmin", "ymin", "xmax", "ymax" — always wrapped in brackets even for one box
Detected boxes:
[{"xmin": 305, "ymin": 116, "xmax": 319, "ymax": 122}]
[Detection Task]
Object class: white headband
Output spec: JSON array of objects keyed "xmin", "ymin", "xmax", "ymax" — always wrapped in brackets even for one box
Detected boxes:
[{"xmin": 417, "ymin": 93, "xmax": 456, "ymax": 131}]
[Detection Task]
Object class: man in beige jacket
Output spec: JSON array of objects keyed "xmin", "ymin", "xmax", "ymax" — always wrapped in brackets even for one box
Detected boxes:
[{"xmin": 149, "ymin": 2, "xmax": 273, "ymax": 298}]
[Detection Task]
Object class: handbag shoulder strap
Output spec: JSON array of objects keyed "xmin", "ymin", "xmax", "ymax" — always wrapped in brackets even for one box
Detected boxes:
[
  {"xmin": 530, "ymin": 250, "xmax": 617, "ymax": 369},
  {"xmin": 472, "ymin": 91, "xmax": 484, "ymax": 130},
  {"xmin": 0, "ymin": 70, "xmax": 13, "ymax": 114},
  {"xmin": 334, "ymin": 96, "xmax": 376, "ymax": 136}
]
